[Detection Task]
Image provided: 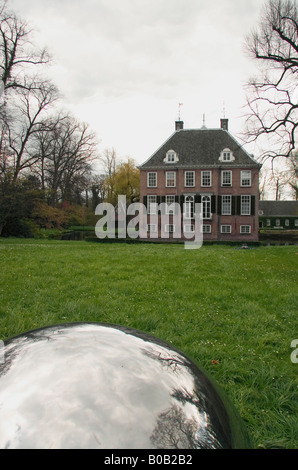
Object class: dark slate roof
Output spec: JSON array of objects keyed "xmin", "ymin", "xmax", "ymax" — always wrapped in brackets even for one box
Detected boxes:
[
  {"xmin": 259, "ymin": 200, "xmax": 298, "ymax": 217},
  {"xmin": 140, "ymin": 128, "xmax": 261, "ymax": 169}
]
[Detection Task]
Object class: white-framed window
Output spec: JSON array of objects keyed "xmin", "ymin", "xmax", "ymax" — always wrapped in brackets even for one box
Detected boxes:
[
  {"xmin": 166, "ymin": 195, "xmax": 176, "ymax": 214},
  {"xmin": 222, "ymin": 195, "xmax": 231, "ymax": 215},
  {"xmin": 241, "ymin": 195, "xmax": 251, "ymax": 215},
  {"xmin": 275, "ymin": 219, "xmax": 280, "ymax": 226},
  {"xmin": 147, "ymin": 195, "xmax": 157, "ymax": 215},
  {"xmin": 285, "ymin": 219, "xmax": 290, "ymax": 227},
  {"xmin": 147, "ymin": 224, "xmax": 157, "ymax": 233},
  {"xmin": 266, "ymin": 219, "xmax": 271, "ymax": 227},
  {"xmin": 202, "ymin": 225, "xmax": 211, "ymax": 234},
  {"xmin": 295, "ymin": 219, "xmax": 298, "ymax": 227},
  {"xmin": 147, "ymin": 172, "xmax": 157, "ymax": 188},
  {"xmin": 221, "ymin": 170, "xmax": 232, "ymax": 187},
  {"xmin": 165, "ymin": 224, "xmax": 175, "ymax": 233},
  {"xmin": 185, "ymin": 171, "xmax": 195, "ymax": 187},
  {"xmin": 219, "ymin": 148, "xmax": 235, "ymax": 162},
  {"xmin": 201, "ymin": 171, "xmax": 212, "ymax": 187},
  {"xmin": 221, "ymin": 225, "xmax": 231, "ymax": 234},
  {"xmin": 166, "ymin": 171, "xmax": 176, "ymax": 187},
  {"xmin": 184, "ymin": 224, "xmax": 195, "ymax": 233},
  {"xmin": 164, "ymin": 150, "xmax": 179, "ymax": 164},
  {"xmin": 202, "ymin": 195, "xmax": 211, "ymax": 219},
  {"xmin": 241, "ymin": 171, "xmax": 252, "ymax": 187},
  {"xmin": 240, "ymin": 225, "xmax": 251, "ymax": 234},
  {"xmin": 184, "ymin": 195, "xmax": 194, "ymax": 219}
]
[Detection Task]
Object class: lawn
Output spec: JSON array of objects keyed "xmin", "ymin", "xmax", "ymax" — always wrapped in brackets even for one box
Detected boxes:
[{"xmin": 0, "ymin": 238, "xmax": 297, "ymax": 449}]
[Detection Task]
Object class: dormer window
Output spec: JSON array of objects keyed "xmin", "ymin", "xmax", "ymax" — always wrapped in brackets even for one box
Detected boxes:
[
  {"xmin": 219, "ymin": 148, "xmax": 235, "ymax": 163},
  {"xmin": 164, "ymin": 150, "xmax": 179, "ymax": 164},
  {"xmin": 223, "ymin": 151, "xmax": 231, "ymax": 161}
]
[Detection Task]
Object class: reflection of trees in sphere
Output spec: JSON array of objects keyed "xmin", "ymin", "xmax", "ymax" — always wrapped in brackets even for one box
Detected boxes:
[{"xmin": 0, "ymin": 323, "xmax": 251, "ymax": 449}]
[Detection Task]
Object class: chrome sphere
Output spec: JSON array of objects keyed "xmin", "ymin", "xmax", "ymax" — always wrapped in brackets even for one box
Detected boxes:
[{"xmin": 0, "ymin": 323, "xmax": 250, "ymax": 449}]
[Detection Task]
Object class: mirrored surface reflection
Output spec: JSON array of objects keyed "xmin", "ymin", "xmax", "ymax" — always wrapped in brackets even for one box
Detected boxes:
[{"xmin": 0, "ymin": 323, "xmax": 250, "ymax": 449}]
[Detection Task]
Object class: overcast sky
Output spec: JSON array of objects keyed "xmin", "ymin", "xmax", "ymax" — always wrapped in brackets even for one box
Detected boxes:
[{"xmin": 9, "ymin": 0, "xmax": 264, "ymax": 165}]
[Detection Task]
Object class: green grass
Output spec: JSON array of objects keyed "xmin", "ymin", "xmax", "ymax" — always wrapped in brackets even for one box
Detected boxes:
[{"xmin": 0, "ymin": 238, "xmax": 297, "ymax": 449}]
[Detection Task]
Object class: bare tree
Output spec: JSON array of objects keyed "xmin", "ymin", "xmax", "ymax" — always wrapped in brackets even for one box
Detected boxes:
[
  {"xmin": 0, "ymin": 1, "xmax": 50, "ymax": 92},
  {"xmin": 33, "ymin": 113, "xmax": 99, "ymax": 205},
  {"xmin": 287, "ymin": 151, "xmax": 298, "ymax": 198},
  {"xmin": 270, "ymin": 166, "xmax": 286, "ymax": 200},
  {"xmin": 4, "ymin": 79, "xmax": 59, "ymax": 180},
  {"xmin": 89, "ymin": 174, "xmax": 107, "ymax": 209},
  {"xmin": 150, "ymin": 405, "xmax": 200, "ymax": 449},
  {"xmin": 245, "ymin": 0, "xmax": 298, "ymax": 160},
  {"xmin": 0, "ymin": 1, "xmax": 56, "ymax": 180},
  {"xmin": 261, "ymin": 156, "xmax": 297, "ymax": 199},
  {"xmin": 259, "ymin": 168, "xmax": 268, "ymax": 200}
]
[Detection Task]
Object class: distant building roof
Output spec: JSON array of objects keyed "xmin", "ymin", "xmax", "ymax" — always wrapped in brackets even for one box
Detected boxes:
[
  {"xmin": 140, "ymin": 127, "xmax": 261, "ymax": 170},
  {"xmin": 259, "ymin": 200, "xmax": 298, "ymax": 217}
]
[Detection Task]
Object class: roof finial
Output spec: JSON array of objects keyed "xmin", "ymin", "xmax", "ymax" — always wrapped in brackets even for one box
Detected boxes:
[{"xmin": 201, "ymin": 113, "xmax": 207, "ymax": 130}]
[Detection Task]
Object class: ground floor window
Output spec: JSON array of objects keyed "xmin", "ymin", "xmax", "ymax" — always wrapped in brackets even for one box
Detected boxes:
[
  {"xmin": 202, "ymin": 225, "xmax": 211, "ymax": 233},
  {"xmin": 165, "ymin": 224, "xmax": 175, "ymax": 233},
  {"xmin": 221, "ymin": 225, "xmax": 231, "ymax": 234},
  {"xmin": 184, "ymin": 224, "xmax": 195, "ymax": 233},
  {"xmin": 240, "ymin": 225, "xmax": 251, "ymax": 234},
  {"xmin": 147, "ymin": 224, "xmax": 157, "ymax": 233}
]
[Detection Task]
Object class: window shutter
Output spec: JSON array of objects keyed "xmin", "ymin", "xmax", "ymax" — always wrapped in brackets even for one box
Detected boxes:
[
  {"xmin": 236, "ymin": 196, "xmax": 241, "ymax": 215},
  {"xmin": 195, "ymin": 195, "xmax": 201, "ymax": 204},
  {"xmin": 251, "ymin": 196, "xmax": 256, "ymax": 216},
  {"xmin": 156, "ymin": 196, "xmax": 161, "ymax": 205},
  {"xmin": 232, "ymin": 196, "xmax": 236, "ymax": 215},
  {"xmin": 179, "ymin": 195, "xmax": 184, "ymax": 211},
  {"xmin": 143, "ymin": 196, "xmax": 147, "ymax": 208},
  {"xmin": 217, "ymin": 196, "xmax": 222, "ymax": 215},
  {"xmin": 211, "ymin": 195, "xmax": 216, "ymax": 214}
]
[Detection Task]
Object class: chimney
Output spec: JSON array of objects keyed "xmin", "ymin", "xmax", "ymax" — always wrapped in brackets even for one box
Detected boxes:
[
  {"xmin": 175, "ymin": 120, "xmax": 184, "ymax": 131},
  {"xmin": 220, "ymin": 118, "xmax": 229, "ymax": 131}
]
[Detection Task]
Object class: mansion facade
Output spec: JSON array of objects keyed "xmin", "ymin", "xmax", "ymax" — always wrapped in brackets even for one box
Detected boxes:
[{"xmin": 139, "ymin": 119, "xmax": 261, "ymax": 243}]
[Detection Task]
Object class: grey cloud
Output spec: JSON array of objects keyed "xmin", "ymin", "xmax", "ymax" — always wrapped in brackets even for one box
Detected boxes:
[{"xmin": 10, "ymin": 0, "xmax": 262, "ymax": 108}]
